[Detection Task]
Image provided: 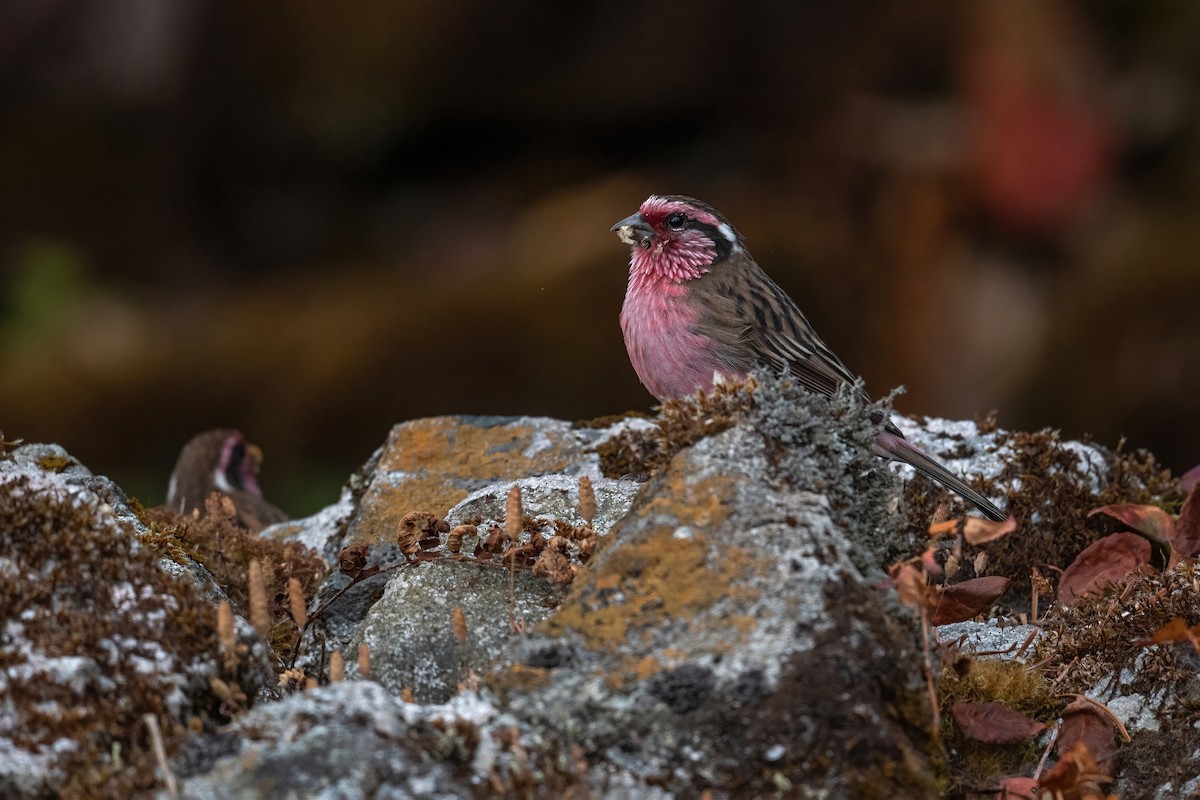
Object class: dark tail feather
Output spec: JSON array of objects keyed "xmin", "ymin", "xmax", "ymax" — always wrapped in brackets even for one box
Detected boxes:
[{"xmin": 875, "ymin": 431, "xmax": 1008, "ymax": 522}]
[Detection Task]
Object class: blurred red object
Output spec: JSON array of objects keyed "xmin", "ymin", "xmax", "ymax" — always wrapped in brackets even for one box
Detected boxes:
[{"xmin": 962, "ymin": 0, "xmax": 1115, "ymax": 234}]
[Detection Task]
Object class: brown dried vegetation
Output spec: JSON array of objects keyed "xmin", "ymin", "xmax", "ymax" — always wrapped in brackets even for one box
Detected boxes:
[
  {"xmin": 592, "ymin": 378, "xmax": 756, "ymax": 478},
  {"xmin": 0, "ymin": 476, "xmax": 256, "ymax": 797}
]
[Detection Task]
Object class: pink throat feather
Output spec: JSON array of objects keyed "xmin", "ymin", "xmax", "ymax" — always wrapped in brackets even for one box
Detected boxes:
[{"xmin": 626, "ymin": 235, "xmax": 713, "ymax": 291}]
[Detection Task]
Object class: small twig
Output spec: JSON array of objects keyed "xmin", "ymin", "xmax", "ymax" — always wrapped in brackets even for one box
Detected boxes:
[
  {"xmin": 1015, "ymin": 625, "xmax": 1041, "ymax": 659},
  {"xmin": 1048, "ymin": 656, "xmax": 1079, "ymax": 692},
  {"xmin": 143, "ymin": 713, "xmax": 177, "ymax": 800},
  {"xmin": 920, "ymin": 606, "xmax": 940, "ymax": 737},
  {"xmin": 1032, "ymin": 722, "xmax": 1060, "ymax": 780}
]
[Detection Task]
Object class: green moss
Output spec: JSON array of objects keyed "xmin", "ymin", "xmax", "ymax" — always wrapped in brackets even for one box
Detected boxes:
[{"xmin": 35, "ymin": 453, "xmax": 71, "ymax": 472}]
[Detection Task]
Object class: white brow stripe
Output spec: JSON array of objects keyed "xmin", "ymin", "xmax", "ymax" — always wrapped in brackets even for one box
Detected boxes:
[{"xmin": 717, "ymin": 223, "xmax": 736, "ymax": 243}]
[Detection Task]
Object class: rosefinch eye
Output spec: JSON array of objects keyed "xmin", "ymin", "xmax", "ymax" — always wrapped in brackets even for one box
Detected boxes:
[{"xmin": 666, "ymin": 213, "xmax": 687, "ymax": 230}]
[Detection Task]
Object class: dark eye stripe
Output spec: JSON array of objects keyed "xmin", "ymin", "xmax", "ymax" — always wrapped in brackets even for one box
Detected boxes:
[{"xmin": 689, "ymin": 221, "xmax": 735, "ymax": 262}]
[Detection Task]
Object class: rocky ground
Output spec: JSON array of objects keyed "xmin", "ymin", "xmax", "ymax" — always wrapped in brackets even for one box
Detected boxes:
[{"xmin": 1, "ymin": 375, "xmax": 1197, "ymax": 799}]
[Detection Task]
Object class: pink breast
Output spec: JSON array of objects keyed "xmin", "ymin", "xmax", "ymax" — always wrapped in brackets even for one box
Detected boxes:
[{"xmin": 620, "ymin": 283, "xmax": 727, "ymax": 401}]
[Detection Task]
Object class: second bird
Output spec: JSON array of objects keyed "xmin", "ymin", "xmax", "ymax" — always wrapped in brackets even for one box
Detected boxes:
[{"xmin": 612, "ymin": 194, "xmax": 1006, "ymax": 521}]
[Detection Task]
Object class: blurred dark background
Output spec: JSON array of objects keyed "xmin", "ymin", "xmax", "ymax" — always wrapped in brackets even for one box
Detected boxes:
[{"xmin": 2, "ymin": 0, "xmax": 1198, "ymax": 514}]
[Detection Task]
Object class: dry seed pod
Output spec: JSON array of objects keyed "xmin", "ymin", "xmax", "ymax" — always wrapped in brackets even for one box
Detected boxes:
[
  {"xmin": 532, "ymin": 550, "xmax": 574, "ymax": 585},
  {"xmin": 452, "ymin": 606, "xmax": 468, "ymax": 645},
  {"xmin": 578, "ymin": 532, "xmax": 597, "ymax": 562},
  {"xmin": 358, "ymin": 642, "xmax": 371, "ymax": 678},
  {"xmin": 216, "ymin": 600, "xmax": 235, "ymax": 655},
  {"xmin": 248, "ymin": 559, "xmax": 270, "ymax": 637},
  {"xmin": 397, "ymin": 522, "xmax": 421, "ymax": 559},
  {"xmin": 506, "ymin": 485, "xmax": 523, "ymax": 542},
  {"xmin": 483, "ymin": 525, "xmax": 506, "ymax": 554},
  {"xmin": 339, "ymin": 542, "xmax": 370, "ymax": 578},
  {"xmin": 578, "ymin": 476, "xmax": 596, "ymax": 524},
  {"xmin": 277, "ymin": 668, "xmax": 304, "ymax": 690},
  {"xmin": 447, "ymin": 524, "xmax": 475, "ymax": 554},
  {"xmin": 287, "ymin": 577, "xmax": 307, "ymax": 629},
  {"xmin": 329, "ymin": 650, "xmax": 344, "ymax": 682}
]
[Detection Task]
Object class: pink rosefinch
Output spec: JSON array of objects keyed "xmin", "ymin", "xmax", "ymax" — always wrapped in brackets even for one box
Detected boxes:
[
  {"xmin": 613, "ymin": 194, "xmax": 1006, "ymax": 521},
  {"xmin": 166, "ymin": 429, "xmax": 288, "ymax": 532}
]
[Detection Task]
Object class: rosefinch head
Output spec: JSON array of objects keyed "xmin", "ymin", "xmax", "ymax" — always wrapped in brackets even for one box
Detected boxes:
[{"xmin": 166, "ymin": 429, "xmax": 288, "ymax": 532}]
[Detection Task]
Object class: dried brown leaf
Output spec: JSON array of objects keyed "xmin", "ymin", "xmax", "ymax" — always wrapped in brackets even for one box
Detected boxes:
[
  {"xmin": 963, "ymin": 515, "xmax": 1018, "ymax": 546},
  {"xmin": 1058, "ymin": 532, "xmax": 1151, "ymax": 607},
  {"xmin": 928, "ymin": 518, "xmax": 960, "ymax": 537},
  {"xmin": 949, "ymin": 701, "xmax": 1046, "ymax": 744},
  {"xmin": 890, "ymin": 562, "xmax": 933, "ymax": 614},
  {"xmin": 1088, "ymin": 503, "xmax": 1174, "ymax": 551},
  {"xmin": 1058, "ymin": 700, "xmax": 1117, "ymax": 774},
  {"xmin": 1141, "ymin": 617, "xmax": 1200, "ymax": 655},
  {"xmin": 1038, "ymin": 741, "xmax": 1113, "ymax": 799},
  {"xmin": 931, "ymin": 576, "xmax": 1010, "ymax": 625},
  {"xmin": 1174, "ymin": 480, "xmax": 1200, "ymax": 557}
]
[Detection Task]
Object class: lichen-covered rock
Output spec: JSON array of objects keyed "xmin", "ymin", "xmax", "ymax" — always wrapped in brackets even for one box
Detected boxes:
[
  {"xmin": 276, "ymin": 417, "xmax": 643, "ymax": 688},
  {"xmin": 335, "ymin": 474, "xmax": 639, "ymax": 704},
  {"xmin": 446, "ymin": 473, "xmax": 638, "ymax": 537},
  {"xmin": 171, "ymin": 682, "xmax": 596, "ymax": 800},
  {"xmin": 490, "ymin": 384, "xmax": 941, "ymax": 798},
  {"xmin": 291, "ymin": 415, "xmax": 639, "ymax": 561},
  {"xmin": 0, "ymin": 445, "xmax": 273, "ymax": 799},
  {"xmin": 347, "ymin": 562, "xmax": 566, "ymax": 703}
]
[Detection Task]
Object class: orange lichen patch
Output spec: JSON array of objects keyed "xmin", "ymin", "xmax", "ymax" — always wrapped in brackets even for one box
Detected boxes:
[
  {"xmin": 545, "ymin": 473, "xmax": 754, "ymax": 649},
  {"xmin": 502, "ymin": 663, "xmax": 551, "ymax": 693},
  {"xmin": 346, "ymin": 418, "xmax": 591, "ymax": 539},
  {"xmin": 378, "ymin": 418, "xmax": 580, "ymax": 478},
  {"xmin": 632, "ymin": 655, "xmax": 662, "ymax": 680},
  {"xmin": 348, "ymin": 477, "xmax": 464, "ymax": 545}
]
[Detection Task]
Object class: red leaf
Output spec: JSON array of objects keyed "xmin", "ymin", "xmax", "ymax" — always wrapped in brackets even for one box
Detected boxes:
[
  {"xmin": 1180, "ymin": 463, "xmax": 1200, "ymax": 494},
  {"xmin": 950, "ymin": 701, "xmax": 1046, "ymax": 744},
  {"xmin": 1058, "ymin": 699, "xmax": 1117, "ymax": 774},
  {"xmin": 1038, "ymin": 741, "xmax": 1112, "ymax": 798},
  {"xmin": 963, "ymin": 515, "xmax": 1017, "ymax": 545},
  {"xmin": 931, "ymin": 576, "xmax": 1010, "ymax": 625},
  {"xmin": 1058, "ymin": 533, "xmax": 1151, "ymax": 607},
  {"xmin": 1173, "ymin": 481, "xmax": 1200, "ymax": 557},
  {"xmin": 996, "ymin": 776, "xmax": 1037, "ymax": 799},
  {"xmin": 1088, "ymin": 503, "xmax": 1175, "ymax": 547}
]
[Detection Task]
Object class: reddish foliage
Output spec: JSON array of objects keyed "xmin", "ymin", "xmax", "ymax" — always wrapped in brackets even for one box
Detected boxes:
[
  {"xmin": 1088, "ymin": 503, "xmax": 1173, "ymax": 548},
  {"xmin": 996, "ymin": 776, "xmax": 1037, "ymax": 799},
  {"xmin": 1038, "ymin": 742, "xmax": 1114, "ymax": 800},
  {"xmin": 1057, "ymin": 533, "xmax": 1151, "ymax": 607},
  {"xmin": 1141, "ymin": 617, "xmax": 1200, "ymax": 655},
  {"xmin": 931, "ymin": 576, "xmax": 1010, "ymax": 625},
  {"xmin": 1089, "ymin": 480, "xmax": 1200, "ymax": 561},
  {"xmin": 1180, "ymin": 464, "xmax": 1200, "ymax": 494},
  {"xmin": 949, "ymin": 701, "xmax": 1045, "ymax": 744},
  {"xmin": 1174, "ymin": 480, "xmax": 1200, "ymax": 557},
  {"xmin": 1058, "ymin": 698, "xmax": 1117, "ymax": 774}
]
